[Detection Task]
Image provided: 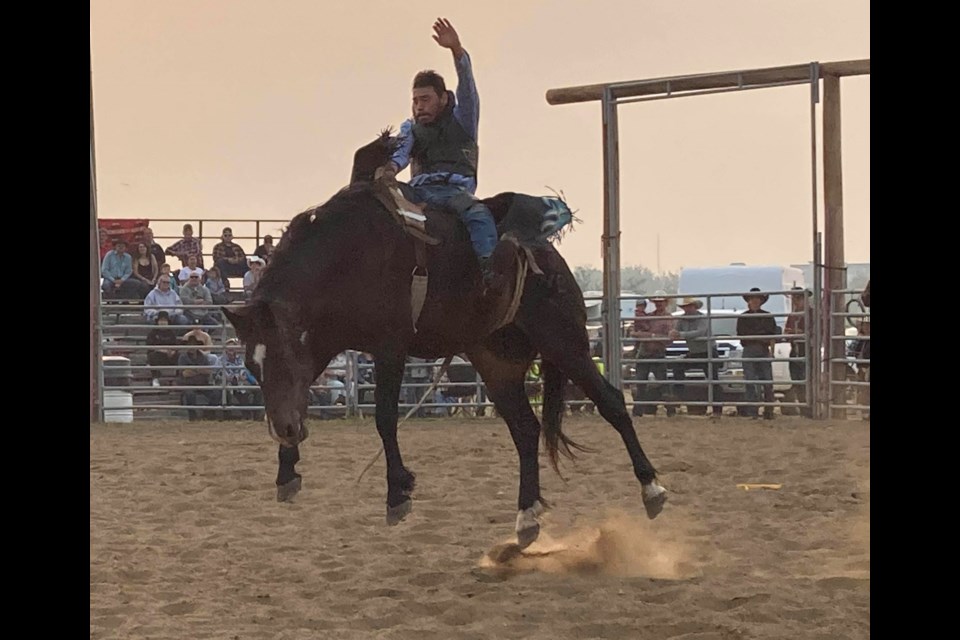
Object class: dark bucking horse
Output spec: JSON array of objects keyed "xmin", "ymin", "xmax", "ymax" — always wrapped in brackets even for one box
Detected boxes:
[{"xmin": 222, "ymin": 131, "xmax": 667, "ymax": 548}]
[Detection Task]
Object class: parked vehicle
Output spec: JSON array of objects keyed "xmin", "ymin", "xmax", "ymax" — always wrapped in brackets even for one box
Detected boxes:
[{"xmin": 677, "ymin": 263, "xmax": 805, "ymax": 330}]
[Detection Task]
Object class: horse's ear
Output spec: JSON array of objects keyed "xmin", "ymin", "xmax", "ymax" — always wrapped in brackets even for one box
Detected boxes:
[{"xmin": 222, "ymin": 305, "xmax": 254, "ymax": 339}]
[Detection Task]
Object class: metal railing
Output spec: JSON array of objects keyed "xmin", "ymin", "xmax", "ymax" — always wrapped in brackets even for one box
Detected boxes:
[{"xmin": 97, "ymin": 286, "xmax": 868, "ymax": 421}]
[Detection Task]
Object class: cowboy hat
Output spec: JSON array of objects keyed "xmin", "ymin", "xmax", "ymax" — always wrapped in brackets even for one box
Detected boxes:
[
  {"xmin": 742, "ymin": 287, "xmax": 769, "ymax": 303},
  {"xmin": 650, "ymin": 290, "xmax": 668, "ymax": 302},
  {"xmin": 790, "ymin": 286, "xmax": 812, "ymax": 298},
  {"xmin": 678, "ymin": 296, "xmax": 703, "ymax": 309}
]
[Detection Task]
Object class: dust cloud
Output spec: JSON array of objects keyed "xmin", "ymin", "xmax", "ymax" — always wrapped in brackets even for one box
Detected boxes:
[{"xmin": 480, "ymin": 510, "xmax": 703, "ymax": 580}]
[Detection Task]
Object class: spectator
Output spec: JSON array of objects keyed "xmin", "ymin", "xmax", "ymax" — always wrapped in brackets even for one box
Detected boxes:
[
  {"xmin": 146, "ymin": 311, "xmax": 179, "ymax": 387},
  {"xmin": 178, "ymin": 335, "xmax": 218, "ymax": 421},
  {"xmin": 101, "ymin": 238, "xmax": 148, "ymax": 299},
  {"xmin": 736, "ymin": 287, "xmax": 779, "ymax": 420},
  {"xmin": 212, "ymin": 227, "xmax": 248, "ymax": 279},
  {"xmin": 143, "ymin": 227, "xmax": 166, "ymax": 269},
  {"xmin": 216, "ymin": 338, "xmax": 261, "ymax": 420},
  {"xmin": 782, "ymin": 287, "xmax": 812, "ymax": 417},
  {"xmin": 671, "ymin": 297, "xmax": 723, "ymax": 418},
  {"xmin": 404, "ymin": 356, "xmax": 432, "ymax": 417},
  {"xmin": 131, "ymin": 241, "xmax": 159, "ymax": 291},
  {"xmin": 627, "ymin": 298, "xmax": 648, "ymax": 417},
  {"xmin": 855, "ymin": 317, "xmax": 870, "ymax": 420},
  {"xmin": 157, "ymin": 263, "xmax": 180, "ymax": 294},
  {"xmin": 182, "ymin": 326, "xmax": 215, "ymax": 354},
  {"xmin": 243, "ymin": 256, "xmax": 265, "ymax": 298},
  {"xmin": 254, "ymin": 234, "xmax": 276, "ymax": 264},
  {"xmin": 180, "ymin": 272, "xmax": 219, "ymax": 326},
  {"xmin": 311, "ymin": 369, "xmax": 346, "ymax": 419},
  {"xmin": 630, "ymin": 292, "xmax": 676, "ymax": 417},
  {"xmin": 203, "ymin": 265, "xmax": 230, "ymax": 305},
  {"xmin": 165, "ymin": 223, "xmax": 204, "ymax": 268},
  {"xmin": 143, "ymin": 275, "xmax": 191, "ymax": 325},
  {"xmin": 177, "ymin": 254, "xmax": 205, "ymax": 283}
]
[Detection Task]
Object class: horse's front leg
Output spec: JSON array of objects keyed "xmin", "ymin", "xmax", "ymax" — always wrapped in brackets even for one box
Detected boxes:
[
  {"xmin": 276, "ymin": 444, "xmax": 301, "ymax": 502},
  {"xmin": 374, "ymin": 352, "xmax": 416, "ymax": 525},
  {"xmin": 467, "ymin": 345, "xmax": 544, "ymax": 548}
]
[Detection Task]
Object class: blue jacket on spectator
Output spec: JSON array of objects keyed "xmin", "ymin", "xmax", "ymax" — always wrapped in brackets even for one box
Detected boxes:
[{"xmin": 101, "ymin": 250, "xmax": 133, "ymax": 283}]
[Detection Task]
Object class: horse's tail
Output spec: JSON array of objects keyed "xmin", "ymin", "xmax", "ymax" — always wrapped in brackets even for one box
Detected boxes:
[{"xmin": 540, "ymin": 359, "xmax": 595, "ymax": 478}]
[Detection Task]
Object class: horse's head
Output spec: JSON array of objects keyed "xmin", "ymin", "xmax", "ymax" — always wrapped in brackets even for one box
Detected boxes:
[
  {"xmin": 350, "ymin": 128, "xmax": 400, "ymax": 184},
  {"xmin": 222, "ymin": 301, "xmax": 314, "ymax": 447}
]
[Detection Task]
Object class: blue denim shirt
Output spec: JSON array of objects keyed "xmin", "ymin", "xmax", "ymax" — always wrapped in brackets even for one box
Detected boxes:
[
  {"xmin": 390, "ymin": 51, "xmax": 480, "ymax": 195},
  {"xmin": 101, "ymin": 250, "xmax": 132, "ymax": 282}
]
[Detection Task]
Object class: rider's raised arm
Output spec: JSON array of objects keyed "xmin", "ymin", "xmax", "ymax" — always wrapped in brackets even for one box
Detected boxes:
[
  {"xmin": 452, "ymin": 51, "xmax": 479, "ymax": 141},
  {"xmin": 388, "ymin": 118, "xmax": 415, "ymax": 174}
]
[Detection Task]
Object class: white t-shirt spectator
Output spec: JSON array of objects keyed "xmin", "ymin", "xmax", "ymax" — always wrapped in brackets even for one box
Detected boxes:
[{"xmin": 178, "ymin": 266, "xmax": 205, "ymax": 282}]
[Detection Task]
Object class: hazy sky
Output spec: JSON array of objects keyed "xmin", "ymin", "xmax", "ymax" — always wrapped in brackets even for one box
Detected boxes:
[{"xmin": 90, "ymin": 0, "xmax": 869, "ymax": 272}]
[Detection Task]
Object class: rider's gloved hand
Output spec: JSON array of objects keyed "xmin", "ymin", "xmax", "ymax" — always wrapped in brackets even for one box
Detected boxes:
[{"xmin": 375, "ymin": 162, "xmax": 398, "ymax": 183}]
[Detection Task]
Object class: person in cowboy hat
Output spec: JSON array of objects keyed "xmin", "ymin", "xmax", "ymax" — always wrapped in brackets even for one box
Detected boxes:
[
  {"xmin": 630, "ymin": 291, "xmax": 676, "ymax": 417},
  {"xmin": 627, "ymin": 297, "xmax": 648, "ymax": 417},
  {"xmin": 243, "ymin": 255, "xmax": 265, "ymax": 299},
  {"xmin": 781, "ymin": 287, "xmax": 812, "ymax": 417},
  {"xmin": 736, "ymin": 287, "xmax": 779, "ymax": 419},
  {"xmin": 670, "ymin": 297, "xmax": 724, "ymax": 418}
]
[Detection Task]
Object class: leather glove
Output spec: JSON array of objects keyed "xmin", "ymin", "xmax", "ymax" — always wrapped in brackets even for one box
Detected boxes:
[{"xmin": 375, "ymin": 162, "xmax": 398, "ymax": 183}]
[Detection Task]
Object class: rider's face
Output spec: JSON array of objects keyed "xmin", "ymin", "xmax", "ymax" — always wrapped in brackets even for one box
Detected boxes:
[{"xmin": 412, "ymin": 87, "xmax": 447, "ymax": 124}]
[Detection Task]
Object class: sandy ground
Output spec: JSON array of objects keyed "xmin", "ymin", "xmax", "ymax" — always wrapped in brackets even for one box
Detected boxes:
[{"xmin": 91, "ymin": 414, "xmax": 869, "ymax": 639}]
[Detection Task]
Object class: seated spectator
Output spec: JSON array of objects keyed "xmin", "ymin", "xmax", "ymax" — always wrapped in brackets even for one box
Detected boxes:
[
  {"xmin": 311, "ymin": 370, "xmax": 346, "ymax": 419},
  {"xmin": 203, "ymin": 266, "xmax": 230, "ymax": 305},
  {"xmin": 212, "ymin": 227, "xmax": 248, "ymax": 279},
  {"xmin": 403, "ymin": 356, "xmax": 433, "ymax": 417},
  {"xmin": 254, "ymin": 235, "xmax": 276, "ymax": 264},
  {"xmin": 178, "ymin": 335, "xmax": 218, "ymax": 421},
  {"xmin": 146, "ymin": 311, "xmax": 179, "ymax": 387},
  {"xmin": 216, "ymin": 338, "xmax": 261, "ymax": 420},
  {"xmin": 157, "ymin": 263, "xmax": 180, "ymax": 294},
  {"xmin": 182, "ymin": 326, "xmax": 214, "ymax": 352},
  {"xmin": 243, "ymin": 256, "xmax": 265, "ymax": 298},
  {"xmin": 143, "ymin": 275, "xmax": 191, "ymax": 325},
  {"xmin": 101, "ymin": 238, "xmax": 148, "ymax": 299},
  {"xmin": 180, "ymin": 271, "xmax": 219, "ymax": 326},
  {"xmin": 131, "ymin": 242, "xmax": 159, "ymax": 291},
  {"xmin": 143, "ymin": 227, "xmax": 166, "ymax": 270},
  {"xmin": 165, "ymin": 223, "xmax": 204, "ymax": 268},
  {"xmin": 177, "ymin": 254, "xmax": 205, "ymax": 284}
]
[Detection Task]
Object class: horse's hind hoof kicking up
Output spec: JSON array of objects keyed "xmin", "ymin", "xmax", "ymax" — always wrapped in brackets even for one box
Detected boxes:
[
  {"xmin": 642, "ymin": 481, "xmax": 668, "ymax": 519},
  {"xmin": 276, "ymin": 475, "xmax": 302, "ymax": 503},
  {"xmin": 386, "ymin": 498, "xmax": 413, "ymax": 526}
]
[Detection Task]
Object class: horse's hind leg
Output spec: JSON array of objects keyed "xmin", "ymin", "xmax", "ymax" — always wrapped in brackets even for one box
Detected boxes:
[
  {"xmin": 467, "ymin": 341, "xmax": 545, "ymax": 548},
  {"xmin": 541, "ymin": 344, "xmax": 667, "ymax": 519}
]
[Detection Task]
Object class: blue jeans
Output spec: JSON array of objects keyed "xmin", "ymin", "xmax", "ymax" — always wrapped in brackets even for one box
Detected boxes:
[
  {"xmin": 742, "ymin": 353, "xmax": 774, "ymax": 416},
  {"xmin": 411, "ymin": 184, "xmax": 497, "ymax": 259}
]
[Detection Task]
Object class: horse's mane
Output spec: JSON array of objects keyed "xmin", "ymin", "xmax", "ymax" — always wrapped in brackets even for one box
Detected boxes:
[{"xmin": 274, "ymin": 129, "xmax": 400, "ymax": 251}]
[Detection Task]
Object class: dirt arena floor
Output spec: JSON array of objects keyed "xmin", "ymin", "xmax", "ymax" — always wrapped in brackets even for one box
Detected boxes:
[{"xmin": 91, "ymin": 414, "xmax": 869, "ymax": 639}]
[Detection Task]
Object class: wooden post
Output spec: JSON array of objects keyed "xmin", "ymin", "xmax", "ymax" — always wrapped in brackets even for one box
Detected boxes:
[
  {"xmin": 822, "ymin": 74, "xmax": 847, "ymax": 419},
  {"xmin": 90, "ymin": 57, "xmax": 103, "ymax": 423},
  {"xmin": 601, "ymin": 88, "xmax": 622, "ymax": 389}
]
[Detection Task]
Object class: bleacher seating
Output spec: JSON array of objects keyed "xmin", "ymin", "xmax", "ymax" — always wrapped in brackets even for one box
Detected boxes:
[{"xmin": 100, "ymin": 300, "xmax": 239, "ymax": 420}]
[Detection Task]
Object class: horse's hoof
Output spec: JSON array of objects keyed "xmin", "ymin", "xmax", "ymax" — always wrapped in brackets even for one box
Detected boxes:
[
  {"xmin": 386, "ymin": 499, "xmax": 412, "ymax": 526},
  {"xmin": 642, "ymin": 484, "xmax": 668, "ymax": 520},
  {"xmin": 276, "ymin": 476, "xmax": 302, "ymax": 503},
  {"xmin": 517, "ymin": 523, "xmax": 540, "ymax": 549}
]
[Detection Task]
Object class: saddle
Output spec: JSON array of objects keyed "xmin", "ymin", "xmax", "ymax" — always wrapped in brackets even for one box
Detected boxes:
[{"xmin": 370, "ymin": 174, "xmax": 573, "ymax": 332}]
